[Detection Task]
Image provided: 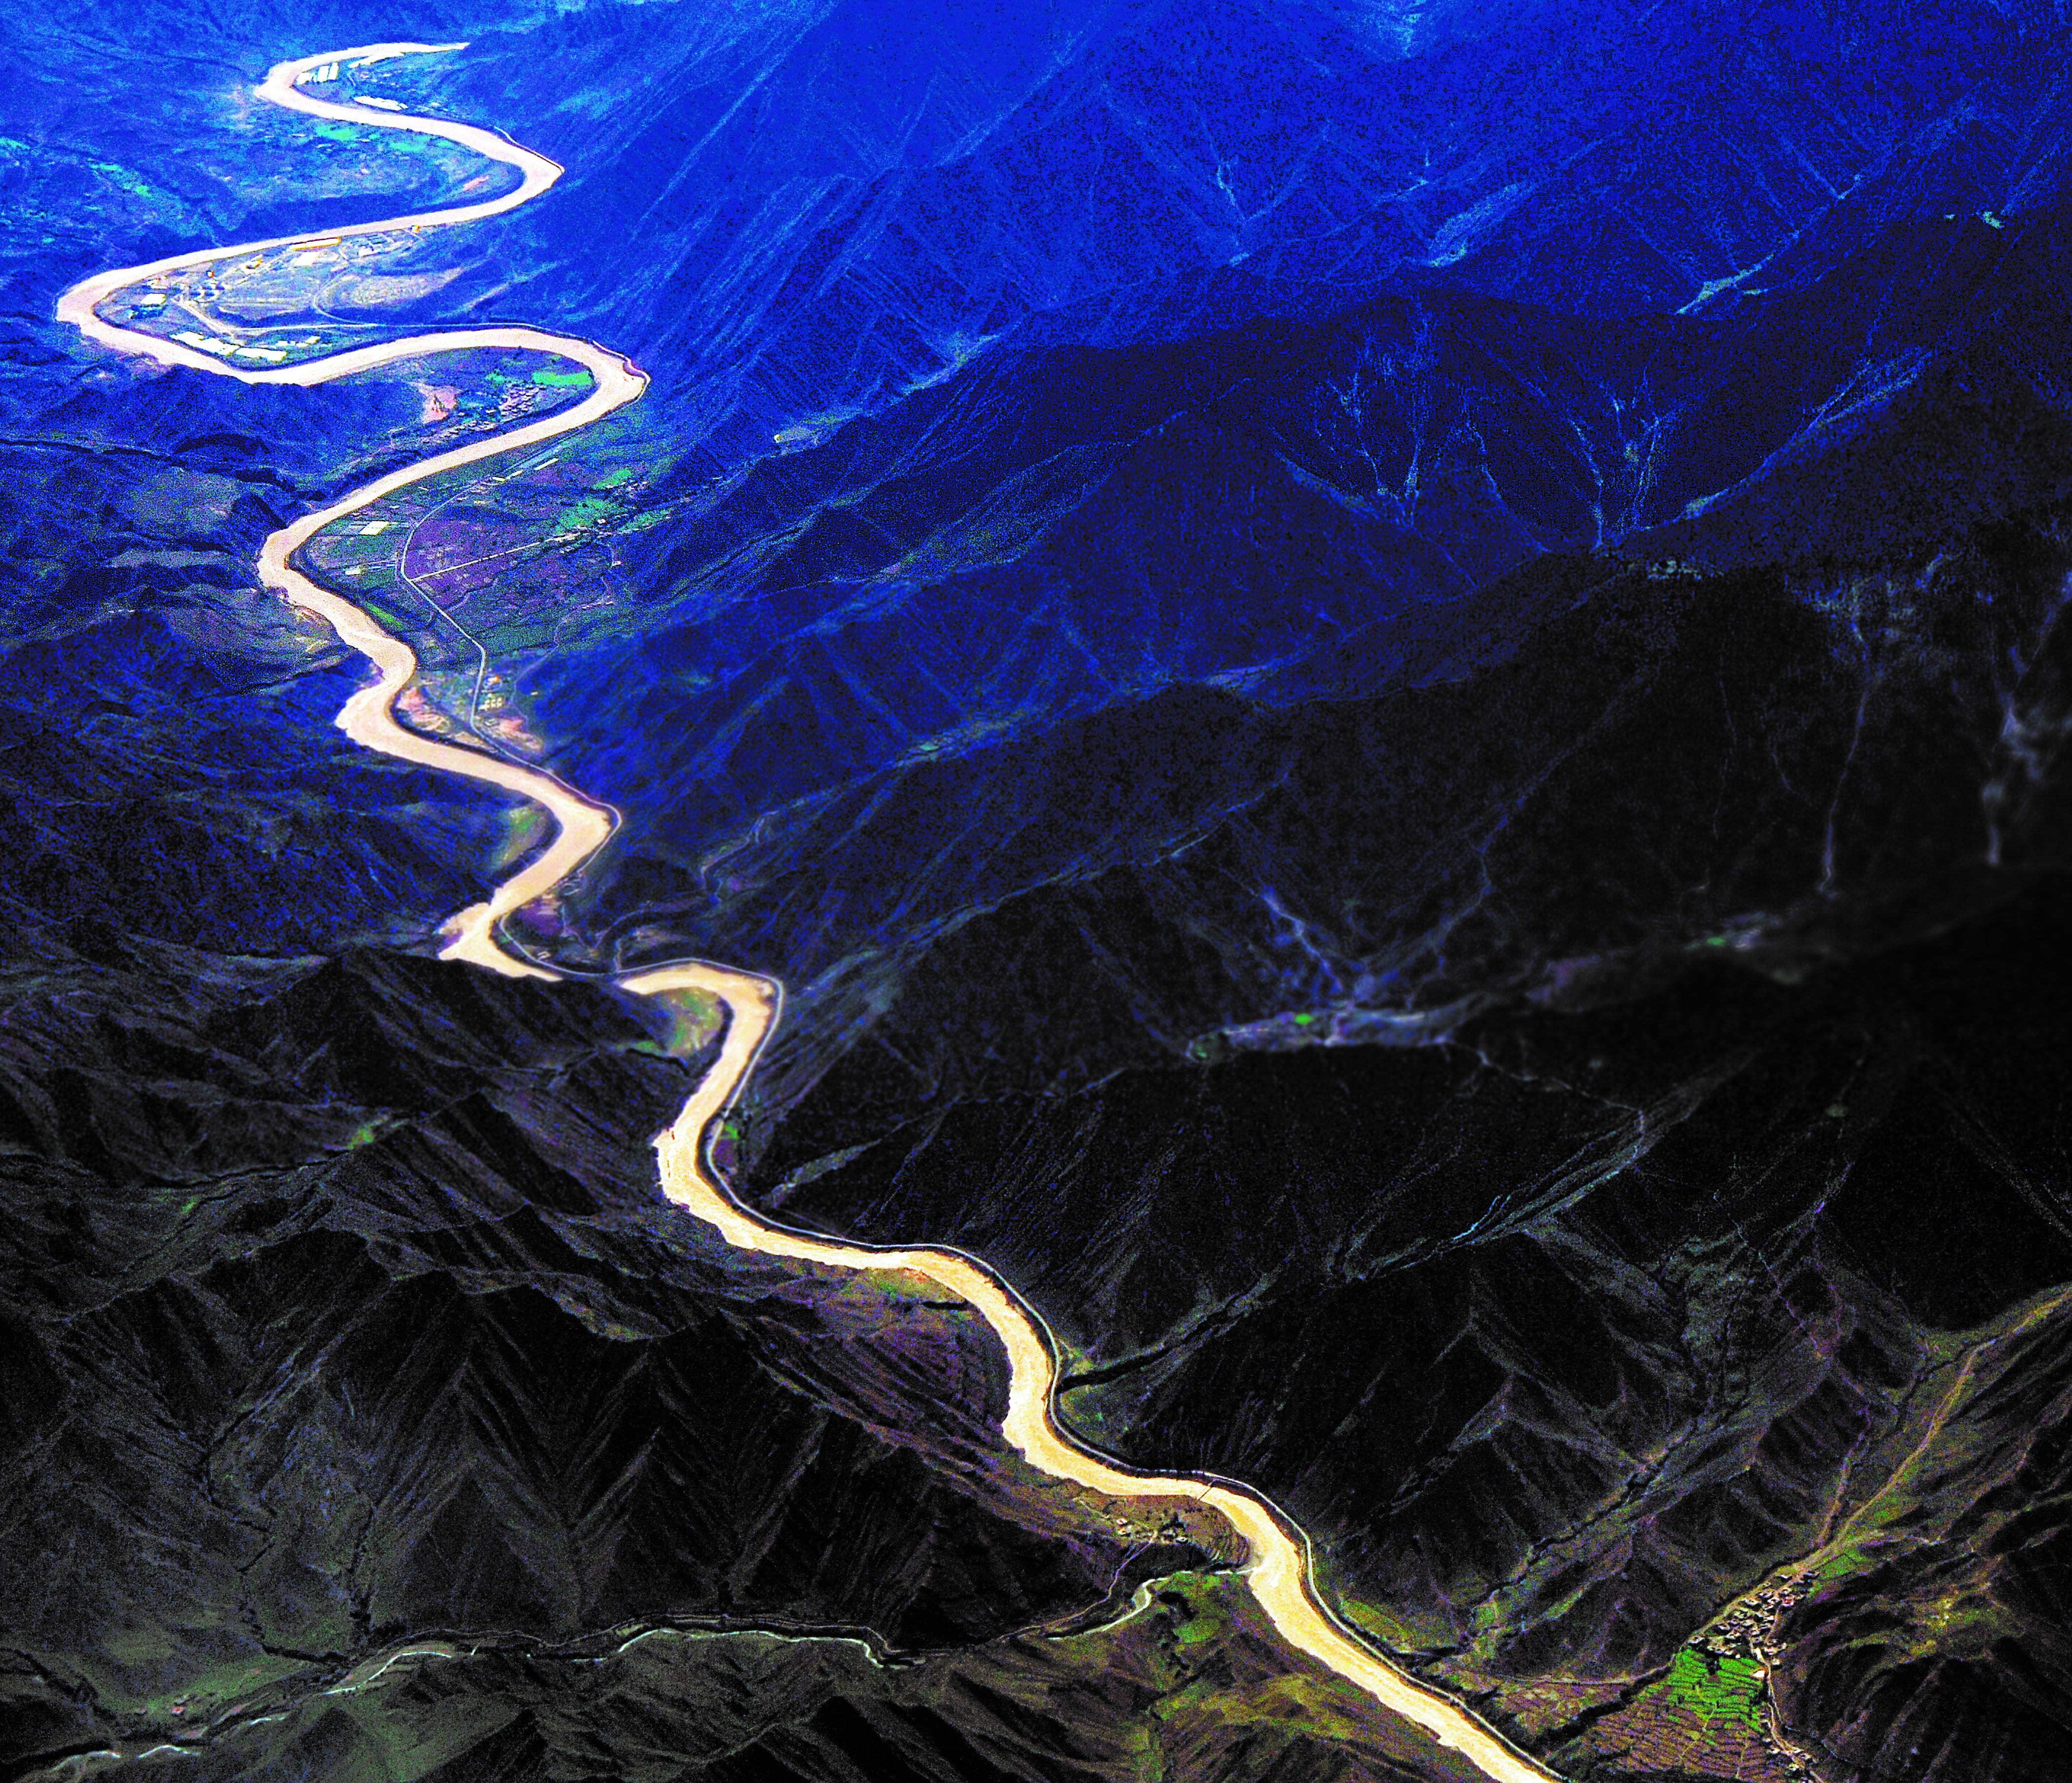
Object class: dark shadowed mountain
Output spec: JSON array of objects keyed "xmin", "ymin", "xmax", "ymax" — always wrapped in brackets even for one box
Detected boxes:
[{"xmin": 6, "ymin": 1, "xmax": 2072, "ymax": 1780}]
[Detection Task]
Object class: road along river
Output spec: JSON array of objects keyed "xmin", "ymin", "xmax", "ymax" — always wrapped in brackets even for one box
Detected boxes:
[{"xmin": 59, "ymin": 42, "xmax": 1561, "ymax": 1783}]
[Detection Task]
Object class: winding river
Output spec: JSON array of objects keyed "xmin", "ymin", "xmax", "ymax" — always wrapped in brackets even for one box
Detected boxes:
[{"xmin": 59, "ymin": 42, "xmax": 1560, "ymax": 1783}]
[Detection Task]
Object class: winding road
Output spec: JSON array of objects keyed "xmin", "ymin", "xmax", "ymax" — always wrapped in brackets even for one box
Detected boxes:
[{"xmin": 58, "ymin": 42, "xmax": 1562, "ymax": 1783}]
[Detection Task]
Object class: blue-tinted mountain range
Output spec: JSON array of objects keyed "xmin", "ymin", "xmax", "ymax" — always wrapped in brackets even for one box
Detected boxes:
[{"xmin": 5, "ymin": 3, "xmax": 2072, "ymax": 1780}]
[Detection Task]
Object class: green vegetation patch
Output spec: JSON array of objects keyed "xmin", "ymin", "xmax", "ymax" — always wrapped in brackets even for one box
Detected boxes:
[
  {"xmin": 1163, "ymin": 1575, "xmax": 1235, "ymax": 1648},
  {"xmin": 217, "ymin": 1648, "xmax": 504, "ymax": 1781},
  {"xmin": 1813, "ymin": 1536, "xmax": 1886, "ymax": 1583},
  {"xmin": 553, "ymin": 494, "xmax": 622, "ymax": 531},
  {"xmin": 1337, "ymin": 1594, "xmax": 1446, "ymax": 1651},
  {"xmin": 91, "ymin": 159, "xmax": 156, "ymax": 199},
  {"xmin": 102, "ymin": 1644, "xmax": 306, "ymax": 1719},
  {"xmin": 532, "ymin": 367, "xmax": 593, "ymax": 389},
  {"xmin": 861, "ymin": 1264, "xmax": 944, "ymax": 1300},
  {"xmin": 487, "ymin": 804, "xmax": 554, "ymax": 873},
  {"xmin": 650, "ymin": 987, "xmax": 724, "ymax": 1056},
  {"xmin": 1167, "ymin": 1669, "xmax": 1357, "ymax": 1734},
  {"xmin": 1662, "ymin": 1646, "xmax": 1765, "ymax": 1732}
]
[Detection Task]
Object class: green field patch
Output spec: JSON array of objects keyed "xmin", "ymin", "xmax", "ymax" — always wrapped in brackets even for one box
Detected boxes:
[
  {"xmin": 1337, "ymin": 1594, "xmax": 1442, "ymax": 1651},
  {"xmin": 311, "ymin": 122, "xmax": 366, "ymax": 144},
  {"xmin": 1158, "ymin": 1571, "xmax": 1236, "ymax": 1649},
  {"xmin": 483, "ymin": 622, "xmax": 556, "ymax": 652},
  {"xmin": 643, "ymin": 985, "xmax": 724, "ymax": 1056},
  {"xmin": 1167, "ymin": 1670, "xmax": 1355, "ymax": 1732},
  {"xmin": 861, "ymin": 1264, "xmax": 945, "ymax": 1299},
  {"xmin": 91, "ymin": 160, "xmax": 156, "ymax": 199},
  {"xmin": 105, "ymin": 1623, "xmax": 176, "ymax": 1667},
  {"xmin": 486, "ymin": 804, "xmax": 553, "ymax": 872},
  {"xmin": 532, "ymin": 366, "xmax": 593, "ymax": 388},
  {"xmin": 553, "ymin": 494, "xmax": 621, "ymax": 531},
  {"xmin": 1813, "ymin": 1536, "xmax": 1884, "ymax": 1582},
  {"xmin": 1662, "ymin": 1646, "xmax": 1764, "ymax": 1732},
  {"xmin": 118, "ymin": 1648, "xmax": 307, "ymax": 1719}
]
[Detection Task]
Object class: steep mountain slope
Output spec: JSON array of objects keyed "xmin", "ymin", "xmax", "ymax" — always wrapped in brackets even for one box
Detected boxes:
[
  {"xmin": 537, "ymin": 488, "xmax": 2068, "ymax": 1122},
  {"xmin": 761, "ymin": 874, "xmax": 2072, "ymax": 1780},
  {"xmin": 451, "ymin": 0, "xmax": 2068, "ymax": 457},
  {"xmin": 10, "ymin": 2, "xmax": 2072, "ymax": 1780},
  {"xmin": 0, "ymin": 928, "xmax": 1160, "ymax": 1777},
  {"xmin": 461, "ymin": 195, "xmax": 2072, "ymax": 1030}
]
